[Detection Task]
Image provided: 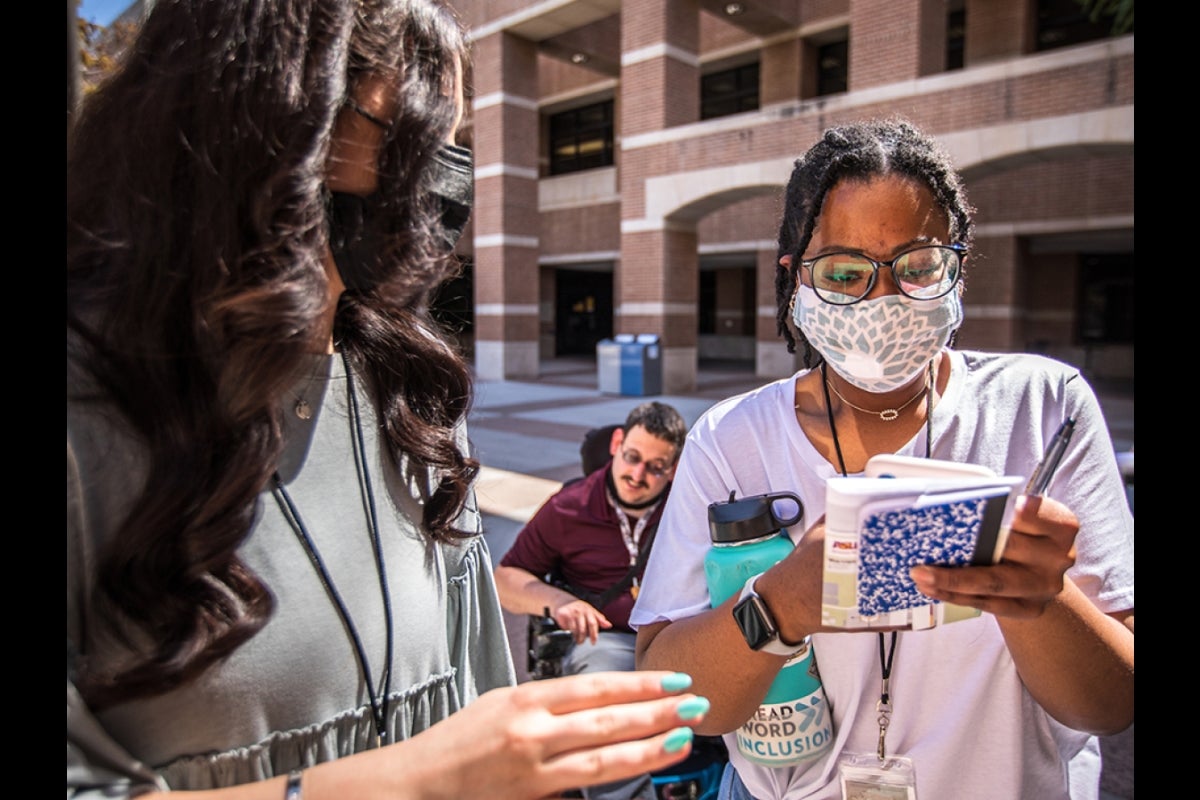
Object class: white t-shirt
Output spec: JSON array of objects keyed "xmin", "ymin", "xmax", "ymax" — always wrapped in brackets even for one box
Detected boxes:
[{"xmin": 631, "ymin": 350, "xmax": 1133, "ymax": 800}]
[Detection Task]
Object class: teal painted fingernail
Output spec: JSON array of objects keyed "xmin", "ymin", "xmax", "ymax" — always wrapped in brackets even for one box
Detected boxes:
[
  {"xmin": 661, "ymin": 673, "xmax": 693, "ymax": 692},
  {"xmin": 663, "ymin": 727, "xmax": 694, "ymax": 754},
  {"xmin": 676, "ymin": 696, "xmax": 711, "ymax": 721}
]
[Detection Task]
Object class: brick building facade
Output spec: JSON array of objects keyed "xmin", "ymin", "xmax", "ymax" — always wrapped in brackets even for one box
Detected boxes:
[{"xmin": 441, "ymin": 0, "xmax": 1133, "ymax": 392}]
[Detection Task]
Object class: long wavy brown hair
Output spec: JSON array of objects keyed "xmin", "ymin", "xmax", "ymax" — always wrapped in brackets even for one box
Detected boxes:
[{"xmin": 67, "ymin": 0, "xmax": 477, "ymax": 710}]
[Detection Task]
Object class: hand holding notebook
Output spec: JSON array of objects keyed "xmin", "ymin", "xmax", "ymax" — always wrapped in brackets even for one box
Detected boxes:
[{"xmin": 822, "ymin": 455, "xmax": 1024, "ymax": 630}]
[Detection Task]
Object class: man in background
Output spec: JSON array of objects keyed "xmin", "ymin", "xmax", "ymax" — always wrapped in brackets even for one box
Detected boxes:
[{"xmin": 495, "ymin": 401, "xmax": 688, "ymax": 800}]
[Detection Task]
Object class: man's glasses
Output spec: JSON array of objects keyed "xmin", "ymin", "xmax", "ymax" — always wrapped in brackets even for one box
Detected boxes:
[
  {"xmin": 619, "ymin": 448, "xmax": 670, "ymax": 478},
  {"xmin": 800, "ymin": 243, "xmax": 965, "ymax": 306}
]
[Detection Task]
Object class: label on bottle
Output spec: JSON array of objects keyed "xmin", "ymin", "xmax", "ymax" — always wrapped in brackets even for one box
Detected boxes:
[{"xmin": 735, "ymin": 680, "xmax": 833, "ymax": 766}]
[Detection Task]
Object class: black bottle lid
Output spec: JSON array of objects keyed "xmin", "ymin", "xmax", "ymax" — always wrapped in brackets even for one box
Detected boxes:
[{"xmin": 708, "ymin": 490, "xmax": 804, "ymax": 544}]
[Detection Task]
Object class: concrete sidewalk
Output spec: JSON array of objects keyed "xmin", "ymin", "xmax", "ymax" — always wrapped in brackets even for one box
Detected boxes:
[{"xmin": 468, "ymin": 356, "xmax": 1133, "ymax": 799}]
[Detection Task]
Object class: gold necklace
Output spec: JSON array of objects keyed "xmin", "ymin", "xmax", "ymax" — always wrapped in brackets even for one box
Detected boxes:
[{"xmin": 823, "ymin": 371, "xmax": 929, "ymax": 422}]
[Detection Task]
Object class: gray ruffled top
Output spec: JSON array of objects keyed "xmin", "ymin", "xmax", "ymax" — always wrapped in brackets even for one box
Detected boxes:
[{"xmin": 67, "ymin": 353, "xmax": 516, "ymax": 797}]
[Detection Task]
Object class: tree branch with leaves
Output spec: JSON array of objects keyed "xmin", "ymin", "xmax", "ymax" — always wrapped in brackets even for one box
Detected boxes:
[{"xmin": 1076, "ymin": 0, "xmax": 1133, "ymax": 35}]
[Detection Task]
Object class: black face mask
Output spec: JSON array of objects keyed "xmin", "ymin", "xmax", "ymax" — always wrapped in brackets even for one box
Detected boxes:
[
  {"xmin": 428, "ymin": 143, "xmax": 473, "ymax": 251},
  {"xmin": 326, "ymin": 190, "xmax": 382, "ymax": 293},
  {"xmin": 326, "ymin": 144, "xmax": 474, "ymax": 293}
]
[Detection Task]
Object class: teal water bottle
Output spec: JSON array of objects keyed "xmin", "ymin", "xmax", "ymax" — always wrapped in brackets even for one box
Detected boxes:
[{"xmin": 704, "ymin": 490, "xmax": 834, "ymax": 766}]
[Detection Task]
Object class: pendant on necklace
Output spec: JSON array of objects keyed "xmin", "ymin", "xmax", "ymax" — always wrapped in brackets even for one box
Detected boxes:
[{"xmin": 294, "ymin": 398, "xmax": 313, "ymax": 420}]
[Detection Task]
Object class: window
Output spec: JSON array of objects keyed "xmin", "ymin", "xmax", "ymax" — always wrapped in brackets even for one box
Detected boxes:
[
  {"xmin": 1037, "ymin": 0, "xmax": 1127, "ymax": 51},
  {"xmin": 816, "ymin": 39, "xmax": 848, "ymax": 96},
  {"xmin": 1077, "ymin": 253, "xmax": 1134, "ymax": 344},
  {"xmin": 548, "ymin": 100, "xmax": 614, "ymax": 176},
  {"xmin": 701, "ymin": 62, "xmax": 760, "ymax": 120},
  {"xmin": 946, "ymin": 6, "xmax": 965, "ymax": 70}
]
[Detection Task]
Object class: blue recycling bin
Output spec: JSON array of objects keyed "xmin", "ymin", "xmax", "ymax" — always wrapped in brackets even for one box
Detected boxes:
[{"xmin": 597, "ymin": 334, "xmax": 662, "ymax": 396}]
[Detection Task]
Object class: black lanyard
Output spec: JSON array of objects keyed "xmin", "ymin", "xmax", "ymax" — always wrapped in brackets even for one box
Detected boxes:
[
  {"xmin": 876, "ymin": 629, "xmax": 898, "ymax": 759},
  {"xmin": 819, "ymin": 361, "xmax": 933, "ymax": 760},
  {"xmin": 272, "ymin": 353, "xmax": 394, "ymax": 747}
]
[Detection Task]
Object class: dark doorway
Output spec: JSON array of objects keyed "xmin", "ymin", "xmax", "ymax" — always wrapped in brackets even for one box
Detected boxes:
[
  {"xmin": 555, "ymin": 269, "xmax": 613, "ymax": 356},
  {"xmin": 1078, "ymin": 252, "xmax": 1134, "ymax": 345}
]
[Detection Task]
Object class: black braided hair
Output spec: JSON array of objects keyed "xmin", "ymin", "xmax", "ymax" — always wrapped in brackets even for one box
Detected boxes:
[{"xmin": 774, "ymin": 117, "xmax": 976, "ymax": 361}]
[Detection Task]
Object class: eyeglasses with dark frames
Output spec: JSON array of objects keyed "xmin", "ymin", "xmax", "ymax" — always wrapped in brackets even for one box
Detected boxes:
[
  {"xmin": 619, "ymin": 448, "xmax": 671, "ymax": 478},
  {"xmin": 799, "ymin": 243, "xmax": 965, "ymax": 306},
  {"xmin": 346, "ymin": 97, "xmax": 391, "ymax": 132}
]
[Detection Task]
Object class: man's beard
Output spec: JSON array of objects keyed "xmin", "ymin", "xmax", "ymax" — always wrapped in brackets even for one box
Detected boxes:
[{"xmin": 606, "ymin": 468, "xmax": 665, "ymax": 510}]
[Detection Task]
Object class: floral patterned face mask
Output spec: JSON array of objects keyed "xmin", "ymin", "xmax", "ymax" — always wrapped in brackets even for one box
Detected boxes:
[{"xmin": 792, "ymin": 284, "xmax": 962, "ymax": 393}]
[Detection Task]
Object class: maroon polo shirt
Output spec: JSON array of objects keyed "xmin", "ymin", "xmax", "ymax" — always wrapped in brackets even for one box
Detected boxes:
[{"xmin": 498, "ymin": 461, "xmax": 668, "ymax": 632}]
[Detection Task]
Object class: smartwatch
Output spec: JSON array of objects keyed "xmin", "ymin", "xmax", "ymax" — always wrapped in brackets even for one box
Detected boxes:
[{"xmin": 732, "ymin": 573, "xmax": 809, "ymax": 657}]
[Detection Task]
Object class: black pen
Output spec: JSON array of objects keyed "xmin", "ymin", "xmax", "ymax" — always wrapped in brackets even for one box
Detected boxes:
[{"xmin": 1024, "ymin": 417, "xmax": 1076, "ymax": 496}]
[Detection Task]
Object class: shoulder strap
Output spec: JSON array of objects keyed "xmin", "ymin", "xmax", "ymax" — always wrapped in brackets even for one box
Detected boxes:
[{"xmin": 591, "ymin": 521, "xmax": 659, "ymax": 610}]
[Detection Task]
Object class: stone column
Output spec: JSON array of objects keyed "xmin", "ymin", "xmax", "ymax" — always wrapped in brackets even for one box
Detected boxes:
[
  {"xmin": 849, "ymin": 0, "xmax": 947, "ymax": 89},
  {"xmin": 957, "ymin": 233, "xmax": 1020, "ymax": 352},
  {"xmin": 618, "ymin": 0, "xmax": 702, "ymax": 393},
  {"xmin": 760, "ymin": 34, "xmax": 803, "ymax": 108},
  {"xmin": 471, "ymin": 30, "xmax": 540, "ymax": 381},
  {"xmin": 756, "ymin": 246, "xmax": 800, "ymax": 378},
  {"xmin": 964, "ymin": 0, "xmax": 1037, "ymax": 65}
]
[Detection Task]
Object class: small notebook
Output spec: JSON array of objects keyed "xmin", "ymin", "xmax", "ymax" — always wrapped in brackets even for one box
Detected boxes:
[
  {"xmin": 823, "ymin": 460, "xmax": 1026, "ymax": 629},
  {"xmin": 855, "ymin": 485, "xmax": 1015, "ymax": 616}
]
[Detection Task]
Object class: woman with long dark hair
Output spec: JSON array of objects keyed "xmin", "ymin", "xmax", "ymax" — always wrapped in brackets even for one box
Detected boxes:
[{"xmin": 67, "ymin": 1, "xmax": 709, "ymax": 796}]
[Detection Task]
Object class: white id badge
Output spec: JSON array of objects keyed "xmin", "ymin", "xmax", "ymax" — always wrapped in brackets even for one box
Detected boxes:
[{"xmin": 838, "ymin": 753, "xmax": 917, "ymax": 800}]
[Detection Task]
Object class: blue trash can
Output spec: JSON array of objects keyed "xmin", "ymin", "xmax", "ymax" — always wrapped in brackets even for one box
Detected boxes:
[{"xmin": 598, "ymin": 334, "xmax": 662, "ymax": 396}]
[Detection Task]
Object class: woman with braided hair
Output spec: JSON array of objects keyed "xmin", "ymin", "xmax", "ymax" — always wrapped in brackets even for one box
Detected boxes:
[
  {"xmin": 67, "ymin": 1, "xmax": 711, "ymax": 797},
  {"xmin": 632, "ymin": 118, "xmax": 1133, "ymax": 799}
]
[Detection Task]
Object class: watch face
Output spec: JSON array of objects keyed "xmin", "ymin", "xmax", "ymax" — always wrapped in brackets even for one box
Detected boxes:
[{"xmin": 733, "ymin": 594, "xmax": 777, "ymax": 650}]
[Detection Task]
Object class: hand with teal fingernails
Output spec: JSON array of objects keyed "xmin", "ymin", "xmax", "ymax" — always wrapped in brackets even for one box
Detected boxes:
[{"xmin": 345, "ymin": 670, "xmax": 713, "ymax": 800}]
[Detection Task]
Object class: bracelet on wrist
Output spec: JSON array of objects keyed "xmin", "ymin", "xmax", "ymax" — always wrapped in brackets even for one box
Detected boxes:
[{"xmin": 284, "ymin": 769, "xmax": 303, "ymax": 800}]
